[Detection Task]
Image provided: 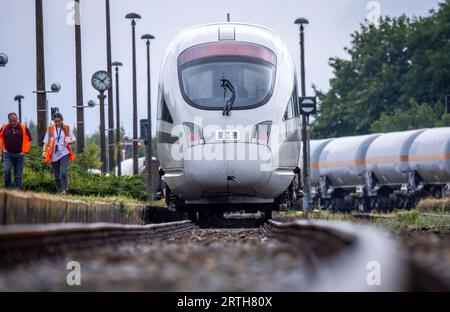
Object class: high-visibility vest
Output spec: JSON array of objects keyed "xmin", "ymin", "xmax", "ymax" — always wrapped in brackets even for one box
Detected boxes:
[
  {"xmin": 0, "ymin": 123, "xmax": 31, "ymax": 153},
  {"xmin": 44, "ymin": 125, "xmax": 75, "ymax": 164}
]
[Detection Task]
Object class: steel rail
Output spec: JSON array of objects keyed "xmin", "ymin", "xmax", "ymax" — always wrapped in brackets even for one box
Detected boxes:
[
  {"xmin": 0, "ymin": 221, "xmax": 194, "ymax": 268},
  {"xmin": 262, "ymin": 220, "xmax": 409, "ymax": 291}
]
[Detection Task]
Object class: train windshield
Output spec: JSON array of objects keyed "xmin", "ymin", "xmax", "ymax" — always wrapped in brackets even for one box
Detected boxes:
[{"xmin": 178, "ymin": 42, "xmax": 276, "ymax": 110}]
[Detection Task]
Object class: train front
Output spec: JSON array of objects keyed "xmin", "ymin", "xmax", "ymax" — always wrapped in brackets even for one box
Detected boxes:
[{"xmin": 157, "ymin": 23, "xmax": 299, "ymax": 210}]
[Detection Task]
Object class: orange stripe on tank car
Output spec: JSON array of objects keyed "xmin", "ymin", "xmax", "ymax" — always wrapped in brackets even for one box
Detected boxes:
[
  {"xmin": 365, "ymin": 155, "xmax": 409, "ymax": 164},
  {"xmin": 310, "ymin": 153, "xmax": 450, "ymax": 170},
  {"xmin": 314, "ymin": 159, "xmax": 366, "ymax": 169},
  {"xmin": 409, "ymin": 153, "xmax": 450, "ymax": 162}
]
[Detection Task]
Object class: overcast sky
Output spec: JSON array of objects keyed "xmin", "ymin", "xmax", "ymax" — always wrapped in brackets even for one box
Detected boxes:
[{"xmin": 0, "ymin": 0, "xmax": 439, "ymax": 138}]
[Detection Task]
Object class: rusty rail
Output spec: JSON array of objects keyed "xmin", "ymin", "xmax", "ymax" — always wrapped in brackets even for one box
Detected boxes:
[
  {"xmin": 262, "ymin": 219, "xmax": 410, "ymax": 291},
  {"xmin": 0, "ymin": 221, "xmax": 195, "ymax": 268}
]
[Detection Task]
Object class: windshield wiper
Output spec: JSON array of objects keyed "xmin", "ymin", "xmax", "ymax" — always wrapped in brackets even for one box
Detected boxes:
[{"xmin": 220, "ymin": 78, "xmax": 236, "ymax": 116}]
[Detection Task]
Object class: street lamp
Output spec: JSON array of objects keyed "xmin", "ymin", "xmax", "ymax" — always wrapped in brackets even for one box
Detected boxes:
[
  {"xmin": 33, "ymin": 82, "xmax": 61, "ymax": 134},
  {"xmin": 294, "ymin": 17, "xmax": 311, "ymax": 213},
  {"xmin": 74, "ymin": 0, "xmax": 85, "ymax": 154},
  {"xmin": 0, "ymin": 53, "xmax": 8, "ymax": 67},
  {"xmin": 141, "ymin": 34, "xmax": 155, "ymax": 193},
  {"xmin": 112, "ymin": 61, "xmax": 123, "ymax": 176},
  {"xmin": 35, "ymin": 0, "xmax": 47, "ymax": 146},
  {"xmin": 33, "ymin": 82, "xmax": 61, "ymax": 94},
  {"xmin": 14, "ymin": 95, "xmax": 25, "ymax": 123},
  {"xmin": 105, "ymin": 0, "xmax": 115, "ymax": 173},
  {"xmin": 72, "ymin": 100, "xmax": 98, "ymax": 109},
  {"xmin": 125, "ymin": 12, "xmax": 141, "ymax": 176}
]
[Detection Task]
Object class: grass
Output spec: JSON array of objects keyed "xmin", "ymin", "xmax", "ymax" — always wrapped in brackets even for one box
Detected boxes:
[
  {"xmin": 58, "ymin": 193, "xmax": 147, "ymax": 206},
  {"xmin": 381, "ymin": 210, "xmax": 450, "ymax": 231},
  {"xmin": 1, "ymin": 189, "xmax": 162, "ymax": 209},
  {"xmin": 275, "ymin": 198, "xmax": 450, "ymax": 231},
  {"xmin": 416, "ymin": 197, "xmax": 450, "ymax": 213}
]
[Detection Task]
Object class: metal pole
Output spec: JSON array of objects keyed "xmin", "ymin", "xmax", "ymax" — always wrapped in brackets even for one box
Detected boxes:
[
  {"xmin": 18, "ymin": 99, "xmax": 22, "ymax": 123},
  {"xmin": 75, "ymin": 0, "xmax": 85, "ymax": 153},
  {"xmin": 105, "ymin": 0, "xmax": 115, "ymax": 173},
  {"xmin": 99, "ymin": 93, "xmax": 107, "ymax": 173},
  {"xmin": 146, "ymin": 40, "xmax": 152, "ymax": 194},
  {"xmin": 300, "ymin": 23, "xmax": 311, "ymax": 213},
  {"xmin": 114, "ymin": 64, "xmax": 122, "ymax": 176},
  {"xmin": 35, "ymin": 0, "xmax": 47, "ymax": 146},
  {"xmin": 15, "ymin": 96, "xmax": 24, "ymax": 123},
  {"xmin": 142, "ymin": 34, "xmax": 154, "ymax": 193},
  {"xmin": 131, "ymin": 20, "xmax": 138, "ymax": 175}
]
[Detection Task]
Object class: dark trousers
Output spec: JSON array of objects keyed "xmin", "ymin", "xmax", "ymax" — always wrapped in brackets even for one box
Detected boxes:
[
  {"xmin": 3, "ymin": 152, "xmax": 25, "ymax": 190},
  {"xmin": 51, "ymin": 155, "xmax": 70, "ymax": 193}
]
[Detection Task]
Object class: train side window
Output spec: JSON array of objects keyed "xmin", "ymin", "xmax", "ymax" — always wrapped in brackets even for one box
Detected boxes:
[
  {"xmin": 293, "ymin": 84, "xmax": 299, "ymax": 117},
  {"xmin": 158, "ymin": 92, "xmax": 173, "ymax": 124},
  {"xmin": 283, "ymin": 97, "xmax": 294, "ymax": 121},
  {"xmin": 283, "ymin": 82, "xmax": 298, "ymax": 121}
]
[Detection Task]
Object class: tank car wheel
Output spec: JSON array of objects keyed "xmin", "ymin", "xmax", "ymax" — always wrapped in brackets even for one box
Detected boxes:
[
  {"xmin": 187, "ymin": 211, "xmax": 198, "ymax": 223},
  {"xmin": 374, "ymin": 198, "xmax": 382, "ymax": 213},
  {"xmin": 293, "ymin": 198, "xmax": 303, "ymax": 210},
  {"xmin": 262, "ymin": 205, "xmax": 273, "ymax": 220},
  {"xmin": 402, "ymin": 197, "xmax": 412, "ymax": 210},
  {"xmin": 165, "ymin": 185, "xmax": 181, "ymax": 211}
]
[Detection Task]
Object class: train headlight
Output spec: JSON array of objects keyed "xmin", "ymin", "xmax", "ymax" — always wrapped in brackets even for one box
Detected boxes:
[
  {"xmin": 251, "ymin": 121, "xmax": 272, "ymax": 146},
  {"xmin": 183, "ymin": 122, "xmax": 205, "ymax": 146}
]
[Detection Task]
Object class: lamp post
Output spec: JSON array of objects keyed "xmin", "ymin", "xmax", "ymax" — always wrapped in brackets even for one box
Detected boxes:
[
  {"xmin": 35, "ymin": 0, "xmax": 47, "ymax": 146},
  {"xmin": 112, "ymin": 61, "xmax": 123, "ymax": 176},
  {"xmin": 295, "ymin": 17, "xmax": 311, "ymax": 213},
  {"xmin": 125, "ymin": 13, "xmax": 141, "ymax": 176},
  {"xmin": 14, "ymin": 96, "xmax": 25, "ymax": 123},
  {"xmin": 74, "ymin": 0, "xmax": 85, "ymax": 154},
  {"xmin": 141, "ymin": 34, "xmax": 155, "ymax": 194},
  {"xmin": 105, "ymin": 0, "xmax": 115, "ymax": 173}
]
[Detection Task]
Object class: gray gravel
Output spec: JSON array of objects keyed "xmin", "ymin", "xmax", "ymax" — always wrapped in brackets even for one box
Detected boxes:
[{"xmin": 0, "ymin": 228, "xmax": 314, "ymax": 291}]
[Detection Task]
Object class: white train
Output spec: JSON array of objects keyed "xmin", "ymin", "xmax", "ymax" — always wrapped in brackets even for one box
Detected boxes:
[
  {"xmin": 157, "ymin": 22, "xmax": 302, "ymax": 219},
  {"xmin": 303, "ymin": 127, "xmax": 450, "ymax": 212}
]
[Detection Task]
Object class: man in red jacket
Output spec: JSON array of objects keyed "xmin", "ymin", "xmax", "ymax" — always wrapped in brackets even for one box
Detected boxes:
[{"xmin": 0, "ymin": 112, "xmax": 33, "ymax": 190}]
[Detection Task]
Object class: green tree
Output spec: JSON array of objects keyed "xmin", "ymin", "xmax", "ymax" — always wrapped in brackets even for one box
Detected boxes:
[
  {"xmin": 370, "ymin": 100, "xmax": 436, "ymax": 133},
  {"xmin": 312, "ymin": 1, "xmax": 450, "ymax": 138}
]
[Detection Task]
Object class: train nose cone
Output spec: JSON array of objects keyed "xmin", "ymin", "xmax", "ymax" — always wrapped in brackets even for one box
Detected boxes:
[{"xmin": 183, "ymin": 143, "xmax": 272, "ymax": 197}]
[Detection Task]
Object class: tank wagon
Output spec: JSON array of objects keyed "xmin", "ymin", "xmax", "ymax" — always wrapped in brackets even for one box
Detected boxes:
[{"xmin": 302, "ymin": 128, "xmax": 450, "ymax": 211}]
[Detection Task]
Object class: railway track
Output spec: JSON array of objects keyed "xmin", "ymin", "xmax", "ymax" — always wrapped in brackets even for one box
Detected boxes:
[
  {"xmin": 0, "ymin": 217, "xmax": 448, "ymax": 291},
  {"xmin": 0, "ymin": 221, "xmax": 194, "ymax": 269},
  {"xmin": 263, "ymin": 220, "xmax": 410, "ymax": 291}
]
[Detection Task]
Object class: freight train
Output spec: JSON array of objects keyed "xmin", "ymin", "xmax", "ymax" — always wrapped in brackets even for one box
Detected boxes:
[{"xmin": 302, "ymin": 128, "xmax": 450, "ymax": 212}]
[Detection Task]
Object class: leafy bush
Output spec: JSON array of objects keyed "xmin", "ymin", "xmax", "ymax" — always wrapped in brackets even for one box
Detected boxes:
[
  {"xmin": 0, "ymin": 145, "xmax": 148, "ymax": 201},
  {"xmin": 74, "ymin": 143, "xmax": 102, "ymax": 171}
]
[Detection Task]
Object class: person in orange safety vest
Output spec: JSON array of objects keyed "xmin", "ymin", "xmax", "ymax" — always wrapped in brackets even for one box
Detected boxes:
[
  {"xmin": 42, "ymin": 112, "xmax": 76, "ymax": 194},
  {"xmin": 0, "ymin": 112, "xmax": 33, "ymax": 190}
]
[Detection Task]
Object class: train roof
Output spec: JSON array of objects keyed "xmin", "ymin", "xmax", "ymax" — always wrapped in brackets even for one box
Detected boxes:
[
  {"xmin": 164, "ymin": 22, "xmax": 287, "ymax": 60},
  {"xmin": 182, "ymin": 21, "xmax": 276, "ymax": 33}
]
